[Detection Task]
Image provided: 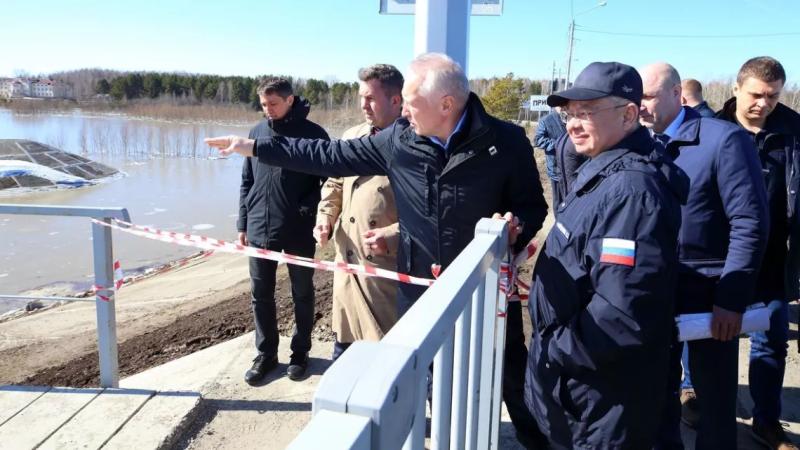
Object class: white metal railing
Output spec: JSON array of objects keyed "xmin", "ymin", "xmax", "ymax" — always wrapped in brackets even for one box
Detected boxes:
[
  {"xmin": 289, "ymin": 217, "xmax": 512, "ymax": 450},
  {"xmin": 0, "ymin": 203, "xmax": 130, "ymax": 388}
]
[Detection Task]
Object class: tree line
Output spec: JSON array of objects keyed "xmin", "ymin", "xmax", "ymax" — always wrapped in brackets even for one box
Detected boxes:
[
  {"xmin": 90, "ymin": 72, "xmax": 360, "ymax": 110},
  {"xmin": 45, "ymin": 68, "xmax": 549, "ymax": 120}
]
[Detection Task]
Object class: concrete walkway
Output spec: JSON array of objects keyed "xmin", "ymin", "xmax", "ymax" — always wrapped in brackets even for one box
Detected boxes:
[{"xmin": 3, "ymin": 325, "xmax": 800, "ymax": 449}]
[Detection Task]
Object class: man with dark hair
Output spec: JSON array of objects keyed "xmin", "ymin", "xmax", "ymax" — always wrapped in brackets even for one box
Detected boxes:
[
  {"xmin": 534, "ymin": 108, "xmax": 567, "ymax": 207},
  {"xmin": 717, "ymin": 56, "xmax": 800, "ymax": 450},
  {"xmin": 680, "ymin": 78, "xmax": 715, "ymax": 118},
  {"xmin": 315, "ymin": 64, "xmax": 403, "ymax": 360},
  {"xmin": 639, "ymin": 62, "xmax": 769, "ymax": 450},
  {"xmin": 526, "ymin": 61, "xmax": 688, "ymax": 449},
  {"xmin": 239, "ymin": 77, "xmax": 329, "ymax": 385},
  {"xmin": 209, "ymin": 53, "xmax": 549, "ymax": 450}
]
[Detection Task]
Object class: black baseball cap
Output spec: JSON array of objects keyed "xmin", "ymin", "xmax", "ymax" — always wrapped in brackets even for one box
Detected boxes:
[{"xmin": 547, "ymin": 62, "xmax": 643, "ymax": 107}]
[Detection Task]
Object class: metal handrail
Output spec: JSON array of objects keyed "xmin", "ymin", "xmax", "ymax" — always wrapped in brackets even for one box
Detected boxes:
[
  {"xmin": 289, "ymin": 217, "xmax": 511, "ymax": 450},
  {"xmin": 0, "ymin": 203, "xmax": 131, "ymax": 388}
]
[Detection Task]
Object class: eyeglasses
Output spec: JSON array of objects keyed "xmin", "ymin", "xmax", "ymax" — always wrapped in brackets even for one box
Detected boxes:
[{"xmin": 561, "ymin": 103, "xmax": 628, "ymax": 123}]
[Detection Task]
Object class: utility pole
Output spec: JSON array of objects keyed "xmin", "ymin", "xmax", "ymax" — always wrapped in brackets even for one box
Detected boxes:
[
  {"xmin": 565, "ymin": 19, "xmax": 575, "ymax": 90},
  {"xmin": 565, "ymin": 0, "xmax": 607, "ymax": 87}
]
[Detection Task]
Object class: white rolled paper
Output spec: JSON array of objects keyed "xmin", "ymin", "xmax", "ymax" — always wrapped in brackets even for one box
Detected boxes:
[{"xmin": 675, "ymin": 304, "xmax": 771, "ymax": 342}]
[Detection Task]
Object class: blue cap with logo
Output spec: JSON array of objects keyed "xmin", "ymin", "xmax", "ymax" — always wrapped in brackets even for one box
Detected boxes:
[{"xmin": 547, "ymin": 61, "xmax": 643, "ymax": 107}]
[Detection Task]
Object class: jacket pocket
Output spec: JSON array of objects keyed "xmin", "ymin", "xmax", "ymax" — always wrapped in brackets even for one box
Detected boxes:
[{"xmin": 679, "ymin": 258, "xmax": 726, "ymax": 277}]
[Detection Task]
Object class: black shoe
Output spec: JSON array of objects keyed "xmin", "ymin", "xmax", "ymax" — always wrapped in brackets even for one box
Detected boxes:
[
  {"xmin": 244, "ymin": 354, "xmax": 278, "ymax": 386},
  {"xmin": 287, "ymin": 353, "xmax": 309, "ymax": 381},
  {"xmin": 752, "ymin": 420, "xmax": 799, "ymax": 449}
]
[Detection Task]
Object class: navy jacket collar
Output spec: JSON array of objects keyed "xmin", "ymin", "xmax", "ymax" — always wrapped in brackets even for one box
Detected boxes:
[{"xmin": 573, "ymin": 126, "xmax": 653, "ymax": 192}]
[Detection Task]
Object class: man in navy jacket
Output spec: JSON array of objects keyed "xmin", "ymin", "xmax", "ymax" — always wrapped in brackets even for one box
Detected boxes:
[
  {"xmin": 717, "ymin": 56, "xmax": 800, "ymax": 450},
  {"xmin": 525, "ymin": 61, "xmax": 689, "ymax": 449},
  {"xmin": 640, "ymin": 62, "xmax": 769, "ymax": 450}
]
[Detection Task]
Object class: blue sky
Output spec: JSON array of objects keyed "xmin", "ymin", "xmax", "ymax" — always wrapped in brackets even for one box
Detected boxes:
[{"xmin": 1, "ymin": 0, "xmax": 799, "ymax": 84}]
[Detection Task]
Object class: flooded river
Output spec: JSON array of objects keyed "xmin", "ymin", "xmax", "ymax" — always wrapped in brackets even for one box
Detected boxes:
[{"xmin": 0, "ymin": 108, "xmax": 262, "ymax": 313}]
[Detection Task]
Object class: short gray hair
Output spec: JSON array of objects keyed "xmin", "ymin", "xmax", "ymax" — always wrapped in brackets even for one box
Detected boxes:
[{"xmin": 408, "ymin": 53, "xmax": 469, "ymax": 107}]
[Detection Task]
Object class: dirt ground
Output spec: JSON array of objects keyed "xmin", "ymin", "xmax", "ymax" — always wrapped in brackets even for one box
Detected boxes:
[{"xmin": 12, "ymin": 262, "xmax": 334, "ymax": 388}]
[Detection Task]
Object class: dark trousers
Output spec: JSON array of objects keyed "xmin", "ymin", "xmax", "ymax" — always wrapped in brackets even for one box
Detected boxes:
[
  {"xmin": 749, "ymin": 299, "xmax": 790, "ymax": 425},
  {"xmin": 505, "ymin": 300, "xmax": 547, "ymax": 445},
  {"xmin": 249, "ymin": 240, "xmax": 315, "ymax": 359},
  {"xmin": 332, "ymin": 339, "xmax": 351, "ymax": 362},
  {"xmin": 656, "ymin": 337, "xmax": 739, "ymax": 450}
]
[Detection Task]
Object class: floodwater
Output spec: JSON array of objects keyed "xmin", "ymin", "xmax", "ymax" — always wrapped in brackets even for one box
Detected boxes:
[{"xmin": 0, "ymin": 108, "xmax": 258, "ymax": 313}]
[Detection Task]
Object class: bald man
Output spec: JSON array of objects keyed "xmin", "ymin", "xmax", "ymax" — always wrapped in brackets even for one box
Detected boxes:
[
  {"xmin": 640, "ymin": 62, "xmax": 769, "ymax": 450},
  {"xmin": 680, "ymin": 78, "xmax": 715, "ymax": 118}
]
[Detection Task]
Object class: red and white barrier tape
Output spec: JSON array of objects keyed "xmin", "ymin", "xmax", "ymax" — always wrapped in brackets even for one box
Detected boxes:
[
  {"xmin": 91, "ymin": 260, "xmax": 124, "ymax": 302},
  {"xmin": 90, "ymin": 219, "xmax": 539, "ymax": 306},
  {"xmin": 87, "ymin": 250, "xmax": 215, "ymax": 302},
  {"xmin": 92, "ymin": 219, "xmax": 437, "ymax": 287}
]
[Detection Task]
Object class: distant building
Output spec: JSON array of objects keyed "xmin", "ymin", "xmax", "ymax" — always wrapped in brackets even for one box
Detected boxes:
[{"xmin": 0, "ymin": 78, "xmax": 72, "ymax": 99}]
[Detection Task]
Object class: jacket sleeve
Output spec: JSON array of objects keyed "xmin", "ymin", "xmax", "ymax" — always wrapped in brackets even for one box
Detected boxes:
[
  {"xmin": 547, "ymin": 188, "xmax": 679, "ymax": 373},
  {"xmin": 533, "ymin": 115, "xmax": 556, "ymax": 154},
  {"xmin": 237, "ymin": 127, "xmax": 257, "ymax": 232},
  {"xmin": 297, "ymin": 125, "xmax": 331, "ymax": 215},
  {"xmin": 502, "ymin": 126, "xmax": 549, "ymax": 254},
  {"xmin": 317, "ymin": 177, "xmax": 343, "ymax": 226},
  {"xmin": 254, "ymin": 127, "xmax": 393, "ymax": 178},
  {"xmin": 714, "ymin": 128, "xmax": 770, "ymax": 312}
]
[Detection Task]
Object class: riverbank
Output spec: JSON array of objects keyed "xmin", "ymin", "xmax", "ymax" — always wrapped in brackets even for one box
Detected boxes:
[
  {"xmin": 0, "ymin": 247, "xmax": 336, "ymax": 386},
  {"xmin": 1, "ymin": 99, "xmax": 363, "ymax": 136}
]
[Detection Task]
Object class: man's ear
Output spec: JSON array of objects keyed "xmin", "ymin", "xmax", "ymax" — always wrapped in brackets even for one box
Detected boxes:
[
  {"xmin": 441, "ymin": 95, "xmax": 455, "ymax": 114},
  {"xmin": 286, "ymin": 94, "xmax": 295, "ymax": 106},
  {"xmin": 623, "ymin": 103, "xmax": 639, "ymax": 126}
]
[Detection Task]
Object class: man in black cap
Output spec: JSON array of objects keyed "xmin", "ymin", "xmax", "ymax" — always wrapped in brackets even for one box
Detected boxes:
[{"xmin": 524, "ymin": 61, "xmax": 689, "ymax": 449}]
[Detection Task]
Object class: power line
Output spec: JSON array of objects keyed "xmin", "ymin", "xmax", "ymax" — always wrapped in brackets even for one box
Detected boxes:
[{"xmin": 574, "ymin": 27, "xmax": 800, "ymax": 39}]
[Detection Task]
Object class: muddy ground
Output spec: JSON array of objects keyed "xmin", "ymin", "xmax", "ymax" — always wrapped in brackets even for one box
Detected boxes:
[{"xmin": 19, "ymin": 268, "xmax": 336, "ymax": 387}]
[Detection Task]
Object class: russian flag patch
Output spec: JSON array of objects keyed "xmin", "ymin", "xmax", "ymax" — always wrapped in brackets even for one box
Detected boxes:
[{"xmin": 600, "ymin": 238, "xmax": 636, "ymax": 267}]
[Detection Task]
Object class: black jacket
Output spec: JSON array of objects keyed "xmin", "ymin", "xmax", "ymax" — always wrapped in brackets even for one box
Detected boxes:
[
  {"xmin": 526, "ymin": 126, "xmax": 688, "ymax": 449},
  {"xmin": 238, "ymin": 97, "xmax": 329, "ymax": 249},
  {"xmin": 717, "ymin": 98, "xmax": 800, "ymax": 300},
  {"xmin": 666, "ymin": 107, "xmax": 769, "ymax": 313},
  {"xmin": 251, "ymin": 93, "xmax": 548, "ymax": 311}
]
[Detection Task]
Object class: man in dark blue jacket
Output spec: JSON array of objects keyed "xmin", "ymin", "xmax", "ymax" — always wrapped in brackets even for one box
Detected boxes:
[
  {"xmin": 209, "ymin": 53, "xmax": 550, "ymax": 449},
  {"xmin": 239, "ymin": 78, "xmax": 329, "ymax": 385},
  {"xmin": 717, "ymin": 56, "xmax": 800, "ymax": 450},
  {"xmin": 680, "ymin": 78, "xmax": 716, "ymax": 118},
  {"xmin": 640, "ymin": 62, "xmax": 769, "ymax": 450},
  {"xmin": 525, "ymin": 61, "xmax": 689, "ymax": 449},
  {"xmin": 534, "ymin": 109, "xmax": 567, "ymax": 207}
]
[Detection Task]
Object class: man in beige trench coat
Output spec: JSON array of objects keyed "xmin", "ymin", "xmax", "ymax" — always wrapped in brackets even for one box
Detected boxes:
[{"xmin": 314, "ymin": 64, "xmax": 404, "ymax": 360}]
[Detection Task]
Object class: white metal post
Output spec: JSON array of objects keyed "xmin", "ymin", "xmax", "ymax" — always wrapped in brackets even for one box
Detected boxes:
[
  {"xmin": 465, "ymin": 278, "xmax": 485, "ymax": 450},
  {"xmin": 489, "ymin": 291, "xmax": 510, "ymax": 448},
  {"xmin": 403, "ymin": 368, "xmax": 428, "ymax": 450},
  {"xmin": 450, "ymin": 303, "xmax": 472, "ymax": 449},
  {"xmin": 432, "ymin": 332, "xmax": 454, "ymax": 450},
  {"xmin": 92, "ymin": 218, "xmax": 119, "ymax": 388},
  {"xmin": 413, "ymin": 0, "xmax": 471, "ymax": 73}
]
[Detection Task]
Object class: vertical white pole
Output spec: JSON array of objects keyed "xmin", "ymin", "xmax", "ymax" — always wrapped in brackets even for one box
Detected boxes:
[
  {"xmin": 432, "ymin": 333, "xmax": 454, "ymax": 450},
  {"xmin": 450, "ymin": 304, "xmax": 472, "ymax": 449},
  {"xmin": 92, "ymin": 219, "xmax": 119, "ymax": 388},
  {"xmin": 413, "ymin": 0, "xmax": 471, "ymax": 74}
]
